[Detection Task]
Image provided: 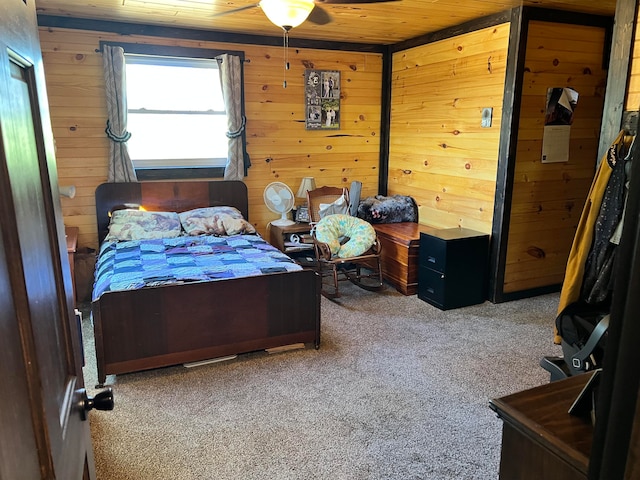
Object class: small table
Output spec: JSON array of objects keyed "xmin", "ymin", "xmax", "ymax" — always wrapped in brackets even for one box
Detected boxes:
[
  {"xmin": 65, "ymin": 226, "xmax": 79, "ymax": 304},
  {"xmin": 268, "ymin": 222, "xmax": 313, "ymax": 253},
  {"xmin": 268, "ymin": 222, "xmax": 316, "ymax": 266}
]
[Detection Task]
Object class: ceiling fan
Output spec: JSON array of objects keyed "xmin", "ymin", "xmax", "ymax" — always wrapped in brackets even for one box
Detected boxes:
[
  {"xmin": 214, "ymin": 0, "xmax": 398, "ymax": 87},
  {"xmin": 214, "ymin": 0, "xmax": 399, "ymax": 30}
]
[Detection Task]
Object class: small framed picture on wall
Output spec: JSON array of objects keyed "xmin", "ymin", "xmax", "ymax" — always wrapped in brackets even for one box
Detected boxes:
[{"xmin": 305, "ymin": 69, "xmax": 340, "ymax": 130}]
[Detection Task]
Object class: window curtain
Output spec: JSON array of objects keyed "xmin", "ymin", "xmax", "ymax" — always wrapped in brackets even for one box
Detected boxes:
[
  {"xmin": 102, "ymin": 45, "xmax": 137, "ymax": 183},
  {"xmin": 217, "ymin": 54, "xmax": 250, "ymax": 180}
]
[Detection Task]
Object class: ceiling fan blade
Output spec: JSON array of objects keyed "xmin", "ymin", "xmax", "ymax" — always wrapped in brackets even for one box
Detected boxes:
[
  {"xmin": 307, "ymin": 5, "xmax": 332, "ymax": 25},
  {"xmin": 317, "ymin": 0, "xmax": 399, "ymax": 3},
  {"xmin": 211, "ymin": 3, "xmax": 260, "ymax": 18}
]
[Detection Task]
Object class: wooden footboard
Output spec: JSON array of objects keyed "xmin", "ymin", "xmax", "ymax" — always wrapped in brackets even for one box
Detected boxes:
[{"xmin": 91, "ymin": 269, "xmax": 321, "ymax": 386}]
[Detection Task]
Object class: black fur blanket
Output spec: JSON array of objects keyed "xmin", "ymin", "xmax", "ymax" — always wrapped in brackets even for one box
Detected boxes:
[{"xmin": 357, "ymin": 195, "xmax": 418, "ymax": 224}]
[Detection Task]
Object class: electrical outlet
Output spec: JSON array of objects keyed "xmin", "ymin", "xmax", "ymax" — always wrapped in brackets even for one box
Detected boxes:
[{"xmin": 481, "ymin": 107, "xmax": 493, "ymax": 128}]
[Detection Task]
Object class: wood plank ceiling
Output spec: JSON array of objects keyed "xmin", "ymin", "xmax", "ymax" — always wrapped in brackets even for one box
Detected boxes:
[{"xmin": 36, "ymin": 0, "xmax": 617, "ymax": 44}]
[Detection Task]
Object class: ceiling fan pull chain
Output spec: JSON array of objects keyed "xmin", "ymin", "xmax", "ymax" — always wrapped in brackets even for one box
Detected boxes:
[{"xmin": 282, "ymin": 27, "xmax": 290, "ymax": 88}]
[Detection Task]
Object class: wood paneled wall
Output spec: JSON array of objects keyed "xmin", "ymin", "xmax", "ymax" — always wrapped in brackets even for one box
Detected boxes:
[
  {"xmin": 40, "ymin": 27, "xmax": 382, "ymax": 249},
  {"xmin": 42, "ymin": 12, "xmax": 614, "ymax": 300},
  {"xmin": 503, "ymin": 20, "xmax": 608, "ymax": 294},
  {"xmin": 387, "ymin": 24, "xmax": 511, "ymax": 233},
  {"xmin": 626, "ymin": 19, "xmax": 640, "ymax": 111}
]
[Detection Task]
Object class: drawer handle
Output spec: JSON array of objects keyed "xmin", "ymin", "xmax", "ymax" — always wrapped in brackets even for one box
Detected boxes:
[
  {"xmin": 427, "ymin": 256, "xmax": 436, "ymax": 263},
  {"xmin": 426, "ymin": 287, "xmax": 435, "ymax": 294}
]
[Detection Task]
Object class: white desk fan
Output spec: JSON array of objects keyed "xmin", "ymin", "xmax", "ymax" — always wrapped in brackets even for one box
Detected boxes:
[{"xmin": 264, "ymin": 182, "xmax": 295, "ymax": 226}]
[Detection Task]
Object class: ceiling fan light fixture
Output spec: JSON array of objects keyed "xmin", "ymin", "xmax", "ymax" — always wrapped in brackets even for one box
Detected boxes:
[{"xmin": 259, "ymin": 0, "xmax": 315, "ymax": 29}]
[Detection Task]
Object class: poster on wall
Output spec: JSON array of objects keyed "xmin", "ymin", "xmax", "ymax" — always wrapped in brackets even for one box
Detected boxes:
[
  {"xmin": 305, "ymin": 69, "xmax": 340, "ymax": 130},
  {"xmin": 541, "ymin": 87, "xmax": 579, "ymax": 163}
]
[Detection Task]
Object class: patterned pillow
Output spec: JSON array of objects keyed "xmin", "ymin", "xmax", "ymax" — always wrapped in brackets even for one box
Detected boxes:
[
  {"xmin": 105, "ymin": 210, "xmax": 182, "ymax": 241},
  {"xmin": 179, "ymin": 206, "xmax": 256, "ymax": 236},
  {"xmin": 314, "ymin": 214, "xmax": 376, "ymax": 258}
]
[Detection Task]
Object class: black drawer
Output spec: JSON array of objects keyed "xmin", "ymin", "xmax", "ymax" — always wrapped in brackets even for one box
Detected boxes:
[
  {"xmin": 418, "ymin": 266, "xmax": 445, "ymax": 307},
  {"xmin": 419, "ymin": 234, "xmax": 447, "ymax": 271}
]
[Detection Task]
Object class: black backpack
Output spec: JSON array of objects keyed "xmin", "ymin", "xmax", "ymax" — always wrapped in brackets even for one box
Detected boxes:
[{"xmin": 555, "ymin": 301, "xmax": 610, "ymax": 376}]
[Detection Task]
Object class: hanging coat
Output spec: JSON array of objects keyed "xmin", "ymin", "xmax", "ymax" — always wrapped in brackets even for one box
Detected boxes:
[
  {"xmin": 581, "ymin": 141, "xmax": 628, "ymax": 304},
  {"xmin": 554, "ymin": 130, "xmax": 626, "ymax": 344}
]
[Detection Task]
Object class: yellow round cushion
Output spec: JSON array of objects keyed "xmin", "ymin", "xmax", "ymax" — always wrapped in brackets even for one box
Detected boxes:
[{"xmin": 315, "ymin": 214, "xmax": 376, "ymax": 258}]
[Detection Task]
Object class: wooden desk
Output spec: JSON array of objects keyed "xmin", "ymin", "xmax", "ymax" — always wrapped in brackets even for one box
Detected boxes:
[
  {"xmin": 65, "ymin": 226, "xmax": 79, "ymax": 304},
  {"xmin": 490, "ymin": 374, "xmax": 594, "ymax": 480}
]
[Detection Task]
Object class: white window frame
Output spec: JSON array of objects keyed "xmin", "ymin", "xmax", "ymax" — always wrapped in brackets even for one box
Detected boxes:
[
  {"xmin": 100, "ymin": 42, "xmax": 246, "ymax": 180},
  {"xmin": 124, "ymin": 53, "xmax": 228, "ymax": 172}
]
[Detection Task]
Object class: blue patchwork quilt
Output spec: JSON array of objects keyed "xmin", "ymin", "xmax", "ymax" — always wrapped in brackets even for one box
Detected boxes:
[{"xmin": 93, "ymin": 234, "xmax": 302, "ymax": 301}]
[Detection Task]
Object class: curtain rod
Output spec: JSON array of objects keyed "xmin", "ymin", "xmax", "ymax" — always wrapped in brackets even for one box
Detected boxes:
[{"xmin": 96, "ymin": 41, "xmax": 249, "ymax": 62}]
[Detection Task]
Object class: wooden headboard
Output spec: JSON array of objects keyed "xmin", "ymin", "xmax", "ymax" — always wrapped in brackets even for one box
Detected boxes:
[{"xmin": 95, "ymin": 181, "xmax": 249, "ymax": 244}]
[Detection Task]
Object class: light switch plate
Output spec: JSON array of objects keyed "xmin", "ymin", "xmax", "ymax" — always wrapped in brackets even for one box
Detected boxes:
[{"xmin": 481, "ymin": 107, "xmax": 493, "ymax": 128}]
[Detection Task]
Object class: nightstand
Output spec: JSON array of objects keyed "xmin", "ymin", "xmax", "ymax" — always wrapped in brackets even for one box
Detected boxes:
[
  {"xmin": 268, "ymin": 222, "xmax": 315, "ymax": 262},
  {"xmin": 65, "ymin": 225, "xmax": 79, "ymax": 304}
]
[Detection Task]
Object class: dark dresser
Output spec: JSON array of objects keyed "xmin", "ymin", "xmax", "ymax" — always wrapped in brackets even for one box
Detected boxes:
[
  {"xmin": 418, "ymin": 228, "xmax": 489, "ymax": 310},
  {"xmin": 490, "ymin": 373, "xmax": 593, "ymax": 479}
]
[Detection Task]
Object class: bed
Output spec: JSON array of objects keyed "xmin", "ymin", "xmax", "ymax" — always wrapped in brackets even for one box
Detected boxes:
[{"xmin": 91, "ymin": 180, "xmax": 321, "ymax": 386}]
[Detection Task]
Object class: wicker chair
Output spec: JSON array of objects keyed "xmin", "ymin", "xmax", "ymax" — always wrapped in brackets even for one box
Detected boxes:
[{"xmin": 306, "ymin": 186, "xmax": 383, "ymax": 298}]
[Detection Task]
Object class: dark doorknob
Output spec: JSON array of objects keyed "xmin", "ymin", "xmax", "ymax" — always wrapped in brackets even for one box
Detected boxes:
[{"xmin": 78, "ymin": 388, "xmax": 114, "ymax": 421}]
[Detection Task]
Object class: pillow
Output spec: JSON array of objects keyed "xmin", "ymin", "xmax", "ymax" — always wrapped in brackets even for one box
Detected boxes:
[
  {"xmin": 314, "ymin": 214, "xmax": 376, "ymax": 258},
  {"xmin": 357, "ymin": 195, "xmax": 418, "ymax": 224},
  {"xmin": 179, "ymin": 206, "xmax": 256, "ymax": 236},
  {"xmin": 104, "ymin": 210, "xmax": 182, "ymax": 242}
]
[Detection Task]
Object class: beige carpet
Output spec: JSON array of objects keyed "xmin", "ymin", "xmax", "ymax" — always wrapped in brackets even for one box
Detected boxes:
[{"xmin": 81, "ymin": 282, "xmax": 562, "ymax": 480}]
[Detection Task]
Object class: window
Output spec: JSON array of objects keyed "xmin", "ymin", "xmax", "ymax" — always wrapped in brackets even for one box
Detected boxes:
[{"xmin": 124, "ymin": 54, "xmax": 228, "ymax": 178}]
